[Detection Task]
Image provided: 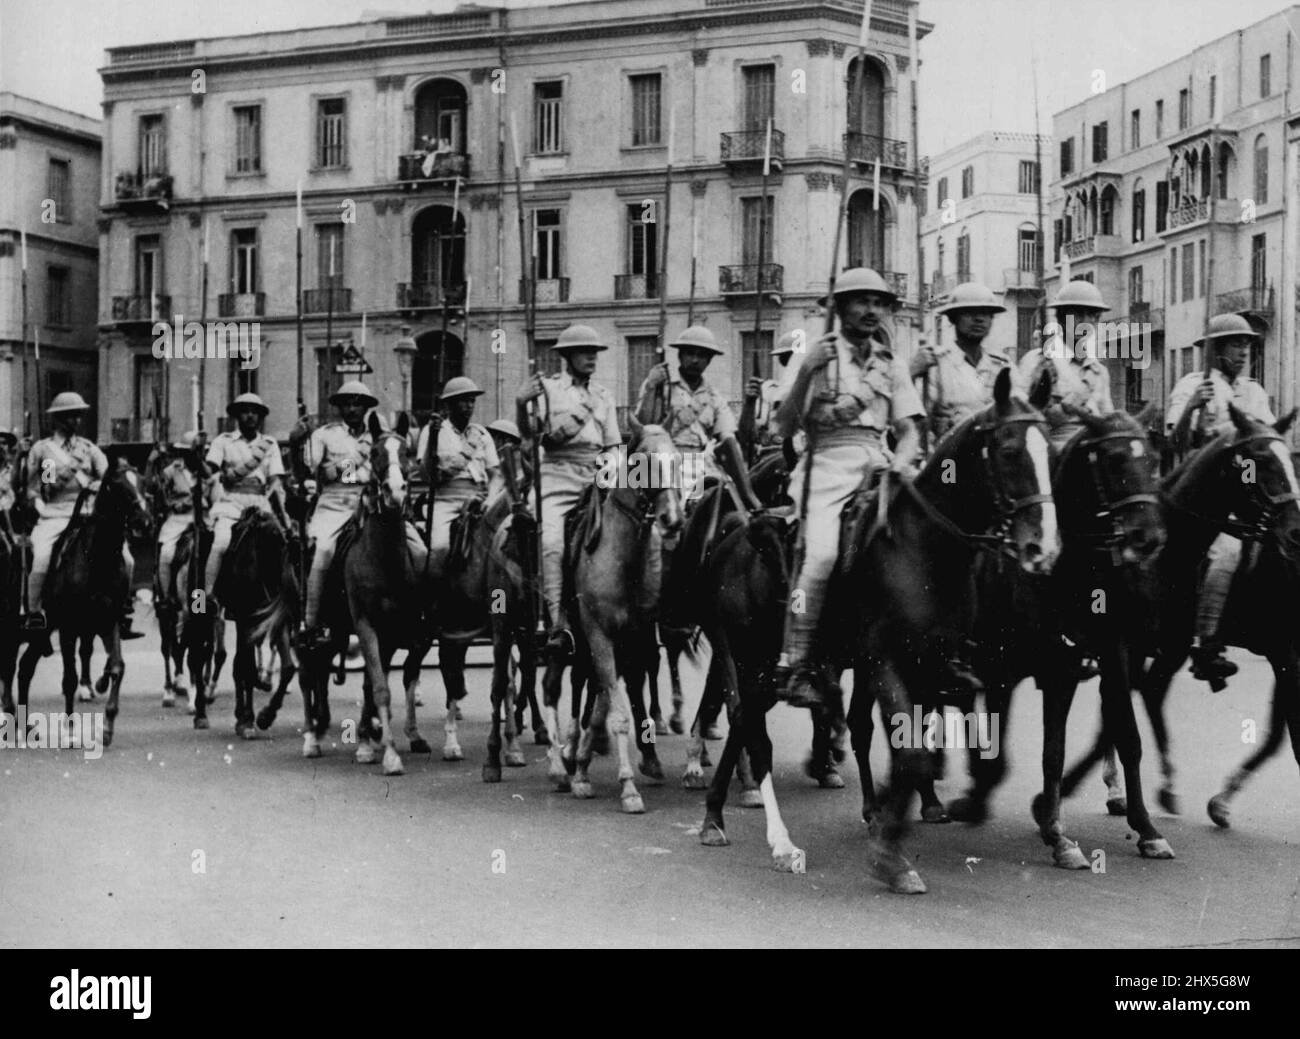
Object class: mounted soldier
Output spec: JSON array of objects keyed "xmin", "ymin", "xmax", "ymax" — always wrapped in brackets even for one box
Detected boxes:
[
  {"xmin": 486, "ymin": 419, "xmax": 527, "ymax": 503},
  {"xmin": 22, "ymin": 392, "xmax": 139, "ymax": 638},
  {"xmin": 912, "ymin": 281, "xmax": 1021, "ymax": 440},
  {"xmin": 152, "ymin": 431, "xmax": 202, "ymax": 608},
  {"xmin": 1018, "ymin": 279, "xmax": 1114, "ymax": 449},
  {"xmin": 1167, "ymin": 312, "xmax": 1275, "ymax": 687},
  {"xmin": 739, "ymin": 332, "xmax": 800, "ymax": 461},
  {"xmin": 202, "ymin": 392, "xmax": 288, "ymax": 614},
  {"xmin": 418, "ymin": 376, "xmax": 504, "ymax": 580},
  {"xmin": 515, "ymin": 323, "xmax": 622, "ymax": 656}
]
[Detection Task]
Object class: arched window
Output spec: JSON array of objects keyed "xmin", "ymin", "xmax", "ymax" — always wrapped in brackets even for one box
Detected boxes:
[
  {"xmin": 1100, "ymin": 185, "xmax": 1117, "ymax": 236},
  {"xmin": 1254, "ymin": 134, "xmax": 1269, "ymax": 204},
  {"xmin": 847, "ymin": 188, "xmax": 886, "ymax": 269},
  {"xmin": 1200, "ymin": 144, "xmax": 1212, "ymax": 198},
  {"xmin": 847, "ymin": 56, "xmax": 886, "ymax": 140},
  {"xmin": 1216, "ymin": 142, "xmax": 1232, "ymax": 200}
]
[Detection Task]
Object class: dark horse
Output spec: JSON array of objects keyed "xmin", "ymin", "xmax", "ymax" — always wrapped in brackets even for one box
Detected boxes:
[
  {"xmin": 835, "ymin": 369, "xmax": 1058, "ymax": 892},
  {"xmin": 1060, "ymin": 407, "xmax": 1300, "ymax": 831},
  {"xmin": 12, "ymin": 461, "xmax": 153, "ymax": 747},
  {"xmin": 933, "ymin": 408, "xmax": 1170, "ymax": 866},
  {"xmin": 298, "ymin": 418, "xmax": 430, "ymax": 773}
]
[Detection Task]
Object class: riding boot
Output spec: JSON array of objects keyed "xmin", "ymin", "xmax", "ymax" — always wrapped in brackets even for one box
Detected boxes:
[
  {"xmin": 772, "ymin": 656, "xmax": 826, "ymax": 710},
  {"xmin": 120, "ymin": 599, "xmax": 144, "ymax": 640},
  {"xmin": 1189, "ymin": 641, "xmax": 1237, "ymax": 692}
]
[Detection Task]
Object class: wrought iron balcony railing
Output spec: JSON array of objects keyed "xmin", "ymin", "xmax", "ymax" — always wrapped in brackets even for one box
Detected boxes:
[
  {"xmin": 720, "ymin": 129, "xmax": 785, "ymax": 166},
  {"xmin": 1216, "ymin": 284, "xmax": 1274, "ymax": 317},
  {"xmin": 398, "ymin": 151, "xmax": 470, "ymax": 183},
  {"xmin": 217, "ymin": 292, "xmax": 266, "ymax": 318},
  {"xmin": 112, "ymin": 294, "xmax": 172, "ymax": 322},
  {"xmin": 519, "ymin": 278, "xmax": 571, "ymax": 304},
  {"xmin": 396, "ymin": 281, "xmax": 466, "ymax": 309},
  {"xmin": 614, "ymin": 274, "xmax": 658, "ymax": 300},
  {"xmin": 719, "ymin": 263, "xmax": 783, "ymax": 295},
  {"xmin": 1003, "ymin": 268, "xmax": 1041, "ymax": 291},
  {"xmin": 114, "ymin": 171, "xmax": 173, "ymax": 206},
  {"xmin": 844, "ymin": 132, "xmax": 909, "ymax": 169},
  {"xmin": 302, "ymin": 287, "xmax": 353, "ymax": 313}
]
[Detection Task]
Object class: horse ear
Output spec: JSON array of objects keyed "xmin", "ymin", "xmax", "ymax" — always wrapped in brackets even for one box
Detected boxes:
[
  {"xmin": 627, "ymin": 412, "xmax": 644, "ymax": 447},
  {"xmin": 1135, "ymin": 401, "xmax": 1159, "ymax": 429},
  {"xmin": 367, "ymin": 410, "xmax": 383, "ymax": 441},
  {"xmin": 1028, "ymin": 368, "xmax": 1053, "ymax": 410},
  {"xmin": 1276, "ymin": 407, "xmax": 1299, "ymax": 435},
  {"xmin": 1228, "ymin": 402, "xmax": 1253, "ymax": 433},
  {"xmin": 396, "ymin": 411, "xmax": 411, "ymax": 438},
  {"xmin": 993, "ymin": 366, "xmax": 1012, "ymax": 411}
]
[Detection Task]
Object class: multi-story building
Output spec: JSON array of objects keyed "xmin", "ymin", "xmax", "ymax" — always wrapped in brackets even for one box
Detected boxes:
[
  {"xmin": 0, "ymin": 94, "xmax": 101, "ymax": 435},
  {"xmin": 96, "ymin": 0, "xmax": 932, "ymax": 441},
  {"xmin": 1046, "ymin": 6, "xmax": 1300, "ymax": 418},
  {"xmin": 921, "ymin": 130, "xmax": 1047, "ymax": 360}
]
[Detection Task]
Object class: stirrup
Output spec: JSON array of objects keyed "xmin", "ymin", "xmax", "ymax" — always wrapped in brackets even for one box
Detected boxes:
[
  {"xmin": 773, "ymin": 663, "xmax": 826, "ymax": 710},
  {"xmin": 545, "ymin": 628, "xmax": 574, "ymax": 658},
  {"xmin": 22, "ymin": 610, "xmax": 48, "ymax": 632}
]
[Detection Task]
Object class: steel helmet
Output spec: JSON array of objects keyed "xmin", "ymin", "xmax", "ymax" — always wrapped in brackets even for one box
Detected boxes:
[
  {"xmin": 772, "ymin": 330, "xmax": 801, "ymax": 357},
  {"xmin": 817, "ymin": 267, "xmax": 898, "ymax": 307},
  {"xmin": 553, "ymin": 324, "xmax": 609, "ymax": 352},
  {"xmin": 329, "ymin": 381, "xmax": 379, "ymax": 408},
  {"xmin": 1051, "ymin": 279, "xmax": 1109, "ymax": 313},
  {"xmin": 226, "ymin": 392, "xmax": 269, "ymax": 417},
  {"xmin": 936, "ymin": 282, "xmax": 1007, "ymax": 316},
  {"xmin": 670, "ymin": 326, "xmax": 725, "ymax": 356},
  {"xmin": 172, "ymin": 430, "xmax": 199, "ymax": 451},
  {"xmin": 487, "ymin": 419, "xmax": 522, "ymax": 442},
  {"xmin": 439, "ymin": 376, "xmax": 485, "ymax": 401},
  {"xmin": 47, "ymin": 391, "xmax": 91, "ymax": 414},
  {"xmin": 1195, "ymin": 312, "xmax": 1261, "ymax": 347}
]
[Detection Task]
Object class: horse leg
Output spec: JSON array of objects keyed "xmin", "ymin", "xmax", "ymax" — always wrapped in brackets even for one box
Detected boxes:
[
  {"xmin": 256, "ymin": 629, "xmax": 296, "ymax": 732},
  {"xmin": 624, "ymin": 631, "xmax": 664, "ymax": 784},
  {"xmin": 101, "ymin": 628, "xmax": 125, "ymax": 749},
  {"xmin": 299, "ymin": 649, "xmax": 324, "ymax": 759},
  {"xmin": 1100, "ymin": 744, "xmax": 1128, "ymax": 815},
  {"xmin": 76, "ymin": 633, "xmax": 95, "ymax": 703},
  {"xmin": 699, "ymin": 723, "xmax": 744, "ymax": 848},
  {"xmin": 209, "ymin": 615, "xmax": 227, "ymax": 702},
  {"xmin": 1032, "ymin": 668, "xmax": 1090, "ymax": 869},
  {"xmin": 233, "ymin": 631, "xmax": 257, "ymax": 740},
  {"xmin": 645, "ymin": 627, "xmax": 666, "ymax": 736},
  {"xmin": 439, "ymin": 640, "xmax": 468, "ymax": 762},
  {"xmin": 864, "ymin": 655, "xmax": 928, "ymax": 894},
  {"xmin": 683, "ymin": 652, "xmax": 723, "ymax": 788},
  {"xmin": 916, "ymin": 704, "xmax": 951, "ymax": 823},
  {"xmin": 950, "ymin": 677, "xmax": 1013, "ymax": 824},
  {"xmin": 356, "ymin": 623, "xmax": 402, "ymax": 775},
  {"xmin": 404, "ymin": 637, "xmax": 432, "ymax": 754},
  {"xmin": 484, "ymin": 635, "xmax": 508, "ymax": 783},
  {"xmin": 1137, "ymin": 649, "xmax": 1184, "ymax": 816},
  {"xmin": 668, "ymin": 641, "xmax": 686, "ymax": 736},
  {"xmin": 160, "ymin": 610, "xmax": 176, "ymax": 706},
  {"xmin": 17, "ymin": 640, "xmax": 41, "ymax": 710},
  {"xmin": 60, "ymin": 634, "xmax": 78, "ymax": 722},
  {"xmin": 848, "ymin": 664, "xmax": 880, "ymax": 829},
  {"xmin": 746, "ymin": 687, "xmax": 803, "ymax": 872}
]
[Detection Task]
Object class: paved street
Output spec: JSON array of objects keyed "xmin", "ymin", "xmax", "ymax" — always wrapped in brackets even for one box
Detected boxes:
[{"xmin": 2, "ymin": 607, "xmax": 1298, "ymax": 949}]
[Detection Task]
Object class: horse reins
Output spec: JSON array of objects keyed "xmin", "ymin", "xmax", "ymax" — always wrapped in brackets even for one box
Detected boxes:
[{"xmin": 1060, "ymin": 429, "xmax": 1160, "ymax": 562}]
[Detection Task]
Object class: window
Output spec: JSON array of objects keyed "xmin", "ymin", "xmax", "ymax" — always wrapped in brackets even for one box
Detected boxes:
[
  {"xmin": 1199, "ymin": 239, "xmax": 1206, "ymax": 298},
  {"xmin": 231, "ymin": 229, "xmax": 258, "ymax": 293},
  {"xmin": 1261, "ymin": 54, "xmax": 1272, "ymax": 98},
  {"xmin": 1018, "ymin": 227, "xmax": 1038, "ymax": 272},
  {"xmin": 1209, "ymin": 76, "xmax": 1217, "ymax": 121},
  {"xmin": 629, "ymin": 73, "xmax": 662, "ymax": 147},
  {"xmin": 1092, "ymin": 122, "xmax": 1108, "ymax": 163},
  {"xmin": 1155, "ymin": 99, "xmax": 1164, "ymax": 139},
  {"xmin": 1016, "ymin": 308, "xmax": 1036, "ymax": 360},
  {"xmin": 139, "ymin": 114, "xmax": 165, "ymax": 175},
  {"xmin": 741, "ymin": 196, "xmax": 775, "ymax": 266},
  {"xmin": 1251, "ymin": 233, "xmax": 1266, "ymax": 294},
  {"xmin": 1100, "ymin": 189, "xmax": 1115, "ymax": 235},
  {"xmin": 134, "ymin": 355, "xmax": 163, "ymax": 432},
  {"xmin": 1254, "ymin": 134, "xmax": 1269, "ymax": 204},
  {"xmin": 1155, "ymin": 180, "xmax": 1169, "ymax": 232},
  {"xmin": 233, "ymin": 105, "xmax": 262, "ymax": 173},
  {"xmin": 1129, "ymin": 266, "xmax": 1144, "ymax": 305},
  {"xmin": 134, "ymin": 235, "xmax": 162, "ymax": 302},
  {"xmin": 533, "ymin": 81, "xmax": 564, "ymax": 154},
  {"xmin": 533, "ymin": 209, "xmax": 562, "ymax": 279},
  {"xmin": 228, "ymin": 357, "xmax": 258, "ymax": 401},
  {"xmin": 1181, "ymin": 243, "xmax": 1194, "ymax": 302},
  {"xmin": 45, "ymin": 265, "xmax": 70, "ymax": 325},
  {"xmin": 937, "ymin": 176, "xmax": 949, "ymax": 206},
  {"xmin": 1060, "ymin": 138, "xmax": 1074, "ymax": 177},
  {"xmin": 1169, "ymin": 249, "xmax": 1178, "ymax": 303},
  {"xmin": 741, "ymin": 64, "xmax": 775, "ymax": 131},
  {"xmin": 1132, "ymin": 182, "xmax": 1146, "ymax": 242},
  {"xmin": 1018, "ymin": 160, "xmax": 1039, "ymax": 194},
  {"xmin": 315, "ymin": 223, "xmax": 344, "ymax": 290},
  {"xmin": 626, "ymin": 203, "xmax": 658, "ymax": 293},
  {"xmin": 1053, "ymin": 219, "xmax": 1062, "ymax": 259},
  {"xmin": 1130, "ymin": 109, "xmax": 1141, "ymax": 150},
  {"xmin": 1178, "ymin": 89, "xmax": 1189, "ymax": 131},
  {"xmin": 627, "ymin": 335, "xmax": 659, "ymax": 406},
  {"xmin": 47, "ymin": 158, "xmax": 71, "ymax": 222},
  {"xmin": 316, "ymin": 98, "xmax": 347, "ymax": 168},
  {"xmin": 741, "ymin": 331, "xmax": 774, "ymax": 383},
  {"xmin": 956, "ymin": 230, "xmax": 971, "ymax": 281},
  {"xmin": 534, "ymin": 340, "xmax": 563, "ymax": 377},
  {"xmin": 960, "ymin": 165, "xmax": 974, "ymax": 198}
]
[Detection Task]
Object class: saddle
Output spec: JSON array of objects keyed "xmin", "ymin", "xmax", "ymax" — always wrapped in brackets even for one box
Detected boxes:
[
  {"xmin": 446, "ymin": 496, "xmax": 486, "ymax": 576},
  {"xmin": 560, "ymin": 484, "xmax": 606, "ymax": 613},
  {"xmin": 837, "ymin": 466, "xmax": 887, "ymax": 574}
]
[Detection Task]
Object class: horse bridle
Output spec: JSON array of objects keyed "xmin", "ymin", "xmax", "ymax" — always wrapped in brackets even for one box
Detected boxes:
[
  {"xmin": 1165, "ymin": 430, "xmax": 1300, "ymax": 545},
  {"xmin": 1061, "ymin": 429, "xmax": 1160, "ymax": 558}
]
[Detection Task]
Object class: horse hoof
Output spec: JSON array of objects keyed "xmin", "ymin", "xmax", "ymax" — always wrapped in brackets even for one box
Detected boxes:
[
  {"xmin": 1138, "ymin": 837, "xmax": 1175, "ymax": 860},
  {"xmin": 772, "ymin": 849, "xmax": 806, "ymax": 874},
  {"xmin": 409, "ymin": 738, "xmax": 432, "ymax": 755},
  {"xmin": 948, "ymin": 796, "xmax": 988, "ymax": 825},
  {"xmin": 505, "ymin": 748, "xmax": 527, "ymax": 768},
  {"xmin": 442, "ymin": 746, "xmax": 464, "ymax": 762},
  {"xmin": 621, "ymin": 794, "xmax": 645, "ymax": 814},
  {"xmin": 382, "ymin": 747, "xmax": 404, "ymax": 776},
  {"xmin": 185, "ymin": 698, "xmax": 196, "ymax": 717},
  {"xmin": 669, "ymin": 712, "xmax": 685, "ymax": 736},
  {"xmin": 355, "ymin": 743, "xmax": 378, "ymax": 765},
  {"xmin": 193, "ymin": 717, "xmax": 209, "ymax": 730},
  {"xmin": 867, "ymin": 841, "xmax": 926, "ymax": 894},
  {"xmin": 818, "ymin": 769, "xmax": 846, "ymax": 791},
  {"xmin": 1106, "ymin": 796, "xmax": 1128, "ymax": 817},
  {"xmin": 101, "ymin": 730, "xmax": 113, "ymax": 748},
  {"xmin": 699, "ymin": 746, "xmax": 713, "ymax": 768},
  {"xmin": 255, "ymin": 709, "xmax": 275, "ymax": 731},
  {"xmin": 681, "ymin": 769, "xmax": 708, "ymax": 790},
  {"xmin": 547, "ymin": 761, "xmax": 568, "ymax": 785},
  {"xmin": 886, "ymin": 869, "xmax": 927, "ymax": 895},
  {"xmin": 570, "ymin": 780, "xmax": 595, "ymax": 800},
  {"xmin": 555, "ymin": 775, "xmax": 571, "ymax": 793},
  {"xmin": 652, "ymin": 712, "xmax": 667, "ymax": 737},
  {"xmin": 77, "ymin": 685, "xmax": 96, "ymax": 703},
  {"xmin": 1054, "ymin": 841, "xmax": 1090, "ymax": 870},
  {"xmin": 1158, "ymin": 789, "xmax": 1182, "ymax": 816},
  {"xmin": 302, "ymin": 734, "xmax": 322, "ymax": 759},
  {"xmin": 238, "ymin": 726, "xmax": 258, "ymax": 742},
  {"xmin": 921, "ymin": 804, "xmax": 951, "ymax": 824},
  {"xmin": 161, "ymin": 690, "xmax": 175, "ymax": 708},
  {"xmin": 738, "ymin": 787, "xmax": 764, "ymax": 809},
  {"xmin": 639, "ymin": 758, "xmax": 665, "ymax": 783},
  {"xmin": 703, "ymin": 722, "xmax": 723, "ymax": 741},
  {"xmin": 482, "ymin": 764, "xmax": 502, "ymax": 783},
  {"xmin": 699, "ymin": 821, "xmax": 729, "ymax": 847},
  {"xmin": 1207, "ymin": 796, "xmax": 1231, "ymax": 829},
  {"xmin": 533, "ymin": 726, "xmax": 551, "ymax": 747}
]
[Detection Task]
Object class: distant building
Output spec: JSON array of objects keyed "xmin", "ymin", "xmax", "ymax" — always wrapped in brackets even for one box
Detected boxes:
[
  {"xmin": 96, "ymin": 0, "xmax": 932, "ymax": 441},
  {"xmin": 1046, "ymin": 5, "xmax": 1300, "ymax": 417},
  {"xmin": 0, "ymin": 94, "xmax": 101, "ymax": 435},
  {"xmin": 920, "ymin": 130, "xmax": 1047, "ymax": 361}
]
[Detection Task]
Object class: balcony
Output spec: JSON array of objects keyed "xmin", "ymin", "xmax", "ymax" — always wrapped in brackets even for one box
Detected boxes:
[
  {"xmin": 218, "ymin": 292, "xmax": 265, "ymax": 318},
  {"xmin": 614, "ymin": 274, "xmax": 658, "ymax": 300},
  {"xmin": 1217, "ymin": 284, "xmax": 1274, "ymax": 320},
  {"xmin": 302, "ymin": 287, "xmax": 353, "ymax": 314},
  {"xmin": 396, "ymin": 281, "xmax": 466, "ymax": 311},
  {"xmin": 1003, "ymin": 268, "xmax": 1041, "ymax": 292},
  {"xmin": 844, "ymin": 132, "xmax": 909, "ymax": 170},
  {"xmin": 1063, "ymin": 234, "xmax": 1123, "ymax": 261},
  {"xmin": 110, "ymin": 417, "xmax": 160, "ymax": 444},
  {"xmin": 720, "ymin": 129, "xmax": 785, "ymax": 168},
  {"xmin": 398, "ymin": 151, "xmax": 469, "ymax": 186},
  {"xmin": 112, "ymin": 294, "xmax": 171, "ymax": 324},
  {"xmin": 114, "ymin": 171, "xmax": 173, "ymax": 210},
  {"xmin": 880, "ymin": 271, "xmax": 908, "ymax": 298},
  {"xmin": 929, "ymin": 273, "xmax": 959, "ymax": 301},
  {"xmin": 1128, "ymin": 301, "xmax": 1165, "ymax": 331},
  {"xmin": 519, "ymin": 278, "xmax": 571, "ymax": 304},
  {"xmin": 719, "ymin": 263, "xmax": 783, "ymax": 298}
]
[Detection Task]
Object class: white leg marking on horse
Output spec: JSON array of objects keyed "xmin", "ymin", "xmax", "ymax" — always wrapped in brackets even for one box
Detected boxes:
[
  {"xmin": 1025, "ymin": 425, "xmax": 1059, "ymax": 562},
  {"xmin": 760, "ymin": 774, "xmax": 797, "ymax": 859}
]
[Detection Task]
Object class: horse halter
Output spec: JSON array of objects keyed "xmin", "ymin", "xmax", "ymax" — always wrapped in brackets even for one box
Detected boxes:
[
  {"xmin": 966, "ymin": 413, "xmax": 1054, "ymax": 554},
  {"xmin": 608, "ymin": 448, "xmax": 681, "ymax": 540},
  {"xmin": 1166, "ymin": 430, "xmax": 1300, "ymax": 545},
  {"xmin": 1061, "ymin": 429, "xmax": 1160, "ymax": 557}
]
